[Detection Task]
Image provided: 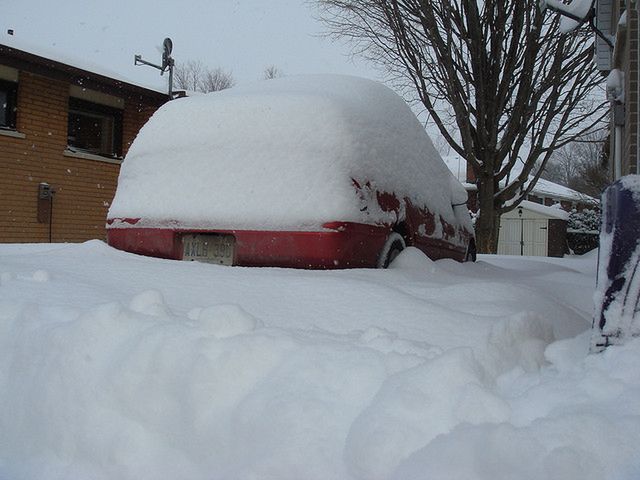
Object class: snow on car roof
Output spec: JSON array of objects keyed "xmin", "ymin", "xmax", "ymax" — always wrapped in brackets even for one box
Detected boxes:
[{"xmin": 109, "ymin": 75, "xmax": 470, "ymax": 231}]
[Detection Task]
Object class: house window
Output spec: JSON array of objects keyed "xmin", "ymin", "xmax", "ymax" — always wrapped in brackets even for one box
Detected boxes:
[
  {"xmin": 0, "ymin": 79, "xmax": 18, "ymax": 129},
  {"xmin": 67, "ymin": 97, "xmax": 123, "ymax": 158}
]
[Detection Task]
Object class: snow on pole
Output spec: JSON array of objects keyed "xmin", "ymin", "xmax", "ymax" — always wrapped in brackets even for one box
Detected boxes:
[{"xmin": 591, "ymin": 175, "xmax": 640, "ymax": 352}]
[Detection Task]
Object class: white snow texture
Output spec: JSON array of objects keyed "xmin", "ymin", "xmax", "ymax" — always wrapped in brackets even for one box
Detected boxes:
[
  {"xmin": 109, "ymin": 75, "xmax": 470, "ymax": 232},
  {"xmin": 1, "ymin": 241, "xmax": 639, "ymax": 479}
]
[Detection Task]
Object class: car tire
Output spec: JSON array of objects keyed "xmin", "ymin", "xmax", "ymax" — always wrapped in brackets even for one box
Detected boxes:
[{"xmin": 377, "ymin": 232, "xmax": 406, "ymax": 269}]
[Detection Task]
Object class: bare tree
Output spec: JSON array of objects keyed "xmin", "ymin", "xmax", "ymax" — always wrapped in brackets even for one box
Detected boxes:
[
  {"xmin": 174, "ymin": 60, "xmax": 235, "ymax": 93},
  {"xmin": 263, "ymin": 65, "xmax": 283, "ymax": 80},
  {"xmin": 200, "ymin": 67, "xmax": 235, "ymax": 92},
  {"xmin": 543, "ymin": 132, "xmax": 611, "ymax": 197},
  {"xmin": 541, "ymin": 145, "xmax": 584, "ymax": 187},
  {"xmin": 576, "ymin": 151, "xmax": 611, "ymax": 198},
  {"xmin": 317, "ymin": 0, "xmax": 607, "ymax": 253},
  {"xmin": 173, "ymin": 60, "xmax": 206, "ymax": 92},
  {"xmin": 567, "ymin": 135, "xmax": 611, "ymax": 198},
  {"xmin": 432, "ymin": 133, "xmax": 453, "ymax": 157}
]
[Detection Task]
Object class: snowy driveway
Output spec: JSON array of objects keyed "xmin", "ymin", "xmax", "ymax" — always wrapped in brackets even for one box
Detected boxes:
[{"xmin": 0, "ymin": 242, "xmax": 638, "ymax": 479}]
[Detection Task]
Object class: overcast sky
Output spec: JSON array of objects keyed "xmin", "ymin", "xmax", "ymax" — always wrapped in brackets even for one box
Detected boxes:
[{"xmin": 2, "ymin": 0, "xmax": 382, "ymax": 90}]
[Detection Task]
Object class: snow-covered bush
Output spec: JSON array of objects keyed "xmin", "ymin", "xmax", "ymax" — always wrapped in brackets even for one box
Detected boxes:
[
  {"xmin": 567, "ymin": 208, "xmax": 600, "ymax": 254},
  {"xmin": 569, "ymin": 208, "xmax": 600, "ymax": 232}
]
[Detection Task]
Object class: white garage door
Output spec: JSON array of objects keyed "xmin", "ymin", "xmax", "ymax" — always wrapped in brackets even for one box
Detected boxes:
[{"xmin": 498, "ymin": 218, "xmax": 548, "ymax": 256}]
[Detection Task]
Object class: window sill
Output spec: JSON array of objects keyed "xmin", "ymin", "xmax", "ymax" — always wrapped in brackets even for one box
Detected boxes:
[
  {"xmin": 63, "ymin": 149, "xmax": 123, "ymax": 165},
  {"xmin": 0, "ymin": 128, "xmax": 26, "ymax": 139}
]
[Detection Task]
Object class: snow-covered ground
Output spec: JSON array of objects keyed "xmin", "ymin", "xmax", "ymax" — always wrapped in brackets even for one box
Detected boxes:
[{"xmin": 0, "ymin": 242, "xmax": 639, "ymax": 479}]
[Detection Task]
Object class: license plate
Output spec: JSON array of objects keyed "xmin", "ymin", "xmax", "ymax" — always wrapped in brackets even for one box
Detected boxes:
[{"xmin": 182, "ymin": 234, "xmax": 235, "ymax": 265}]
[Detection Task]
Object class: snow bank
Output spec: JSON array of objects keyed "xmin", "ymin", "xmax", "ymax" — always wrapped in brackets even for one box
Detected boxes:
[
  {"xmin": 2, "ymin": 242, "xmax": 637, "ymax": 479},
  {"xmin": 393, "ymin": 334, "xmax": 640, "ymax": 480},
  {"xmin": 109, "ymin": 75, "xmax": 469, "ymax": 231}
]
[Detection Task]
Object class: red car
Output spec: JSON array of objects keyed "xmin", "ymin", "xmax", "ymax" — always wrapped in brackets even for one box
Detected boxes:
[{"xmin": 107, "ymin": 75, "xmax": 475, "ymax": 268}]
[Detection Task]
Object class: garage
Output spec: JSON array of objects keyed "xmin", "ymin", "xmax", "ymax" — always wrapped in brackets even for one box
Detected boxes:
[{"xmin": 497, "ymin": 200, "xmax": 569, "ymax": 257}]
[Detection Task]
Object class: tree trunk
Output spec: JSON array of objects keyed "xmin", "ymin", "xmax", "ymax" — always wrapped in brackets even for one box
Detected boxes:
[{"xmin": 475, "ymin": 179, "xmax": 501, "ymax": 254}]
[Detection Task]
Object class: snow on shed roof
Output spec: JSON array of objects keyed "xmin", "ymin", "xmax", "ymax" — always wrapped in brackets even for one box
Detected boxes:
[
  {"xmin": 109, "ymin": 75, "xmax": 470, "ymax": 231},
  {"xmin": 515, "ymin": 200, "xmax": 570, "ymax": 220}
]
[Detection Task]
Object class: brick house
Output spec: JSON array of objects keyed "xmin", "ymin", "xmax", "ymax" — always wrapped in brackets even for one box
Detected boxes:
[
  {"xmin": 0, "ymin": 39, "xmax": 167, "ymax": 243},
  {"xmin": 598, "ymin": 0, "xmax": 639, "ymax": 178}
]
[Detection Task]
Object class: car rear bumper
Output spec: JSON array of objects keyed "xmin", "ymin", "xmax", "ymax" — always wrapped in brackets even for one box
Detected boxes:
[{"xmin": 106, "ymin": 221, "xmax": 390, "ymax": 269}]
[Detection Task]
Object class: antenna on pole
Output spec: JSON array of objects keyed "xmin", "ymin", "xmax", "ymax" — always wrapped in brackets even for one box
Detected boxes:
[
  {"xmin": 539, "ymin": 1, "xmax": 614, "ymax": 49},
  {"xmin": 134, "ymin": 37, "xmax": 175, "ymax": 98}
]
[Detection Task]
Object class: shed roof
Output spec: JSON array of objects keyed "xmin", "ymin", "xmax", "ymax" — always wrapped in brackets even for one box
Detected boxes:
[{"xmin": 514, "ymin": 200, "xmax": 570, "ymax": 220}]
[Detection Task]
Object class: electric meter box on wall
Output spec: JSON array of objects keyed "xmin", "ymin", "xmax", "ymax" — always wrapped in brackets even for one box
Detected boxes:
[{"xmin": 106, "ymin": 75, "xmax": 475, "ymax": 268}]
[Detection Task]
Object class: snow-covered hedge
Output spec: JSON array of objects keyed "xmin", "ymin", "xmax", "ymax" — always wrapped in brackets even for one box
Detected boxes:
[{"xmin": 567, "ymin": 208, "xmax": 600, "ymax": 254}]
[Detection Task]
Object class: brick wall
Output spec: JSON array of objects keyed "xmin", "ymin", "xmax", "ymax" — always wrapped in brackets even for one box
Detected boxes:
[
  {"xmin": 0, "ymin": 71, "xmax": 162, "ymax": 243},
  {"xmin": 625, "ymin": 7, "xmax": 638, "ymax": 174}
]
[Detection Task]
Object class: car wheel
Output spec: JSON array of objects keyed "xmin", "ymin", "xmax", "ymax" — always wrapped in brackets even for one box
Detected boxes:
[
  {"xmin": 377, "ymin": 232, "xmax": 406, "ymax": 268},
  {"xmin": 465, "ymin": 239, "xmax": 477, "ymax": 262}
]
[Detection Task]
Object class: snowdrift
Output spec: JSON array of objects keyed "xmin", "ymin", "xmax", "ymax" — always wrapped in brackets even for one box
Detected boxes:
[{"xmin": 2, "ymin": 242, "xmax": 639, "ymax": 479}]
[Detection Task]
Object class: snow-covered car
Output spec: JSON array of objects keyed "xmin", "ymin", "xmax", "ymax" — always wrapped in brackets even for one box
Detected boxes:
[{"xmin": 106, "ymin": 75, "xmax": 475, "ymax": 268}]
